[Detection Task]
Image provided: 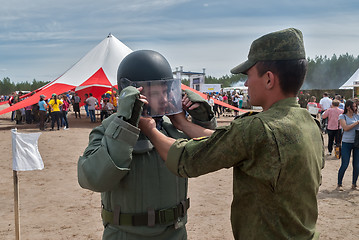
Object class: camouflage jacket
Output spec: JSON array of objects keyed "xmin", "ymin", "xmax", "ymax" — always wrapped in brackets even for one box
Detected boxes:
[{"xmin": 166, "ymin": 97, "xmax": 324, "ymax": 240}]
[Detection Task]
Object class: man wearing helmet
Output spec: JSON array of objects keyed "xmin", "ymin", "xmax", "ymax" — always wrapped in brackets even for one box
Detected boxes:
[{"xmin": 78, "ymin": 50, "xmax": 216, "ymax": 239}]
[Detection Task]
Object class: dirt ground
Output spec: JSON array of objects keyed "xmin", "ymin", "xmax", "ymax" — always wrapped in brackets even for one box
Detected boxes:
[{"xmin": 0, "ymin": 104, "xmax": 358, "ymax": 240}]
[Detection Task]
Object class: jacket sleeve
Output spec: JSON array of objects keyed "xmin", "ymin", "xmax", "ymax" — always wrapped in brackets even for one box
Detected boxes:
[
  {"xmin": 190, "ymin": 111, "xmax": 217, "ymax": 130},
  {"xmin": 77, "ymin": 114, "xmax": 140, "ymax": 192}
]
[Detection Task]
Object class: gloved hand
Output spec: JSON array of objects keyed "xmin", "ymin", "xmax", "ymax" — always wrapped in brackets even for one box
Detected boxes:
[
  {"xmin": 117, "ymin": 86, "xmax": 144, "ymax": 126},
  {"xmin": 184, "ymin": 89, "xmax": 214, "ymax": 121}
]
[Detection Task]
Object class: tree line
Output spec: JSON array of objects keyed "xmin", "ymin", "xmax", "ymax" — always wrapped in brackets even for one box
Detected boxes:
[
  {"xmin": 1, "ymin": 53, "xmax": 359, "ymax": 95},
  {"xmin": 203, "ymin": 53, "xmax": 359, "ymax": 90},
  {"xmin": 0, "ymin": 77, "xmax": 50, "ymax": 96}
]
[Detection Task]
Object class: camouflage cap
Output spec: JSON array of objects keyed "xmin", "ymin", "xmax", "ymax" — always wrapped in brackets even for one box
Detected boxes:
[{"xmin": 230, "ymin": 28, "xmax": 306, "ymax": 74}]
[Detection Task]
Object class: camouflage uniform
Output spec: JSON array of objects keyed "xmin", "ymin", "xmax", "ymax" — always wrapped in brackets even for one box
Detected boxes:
[
  {"xmin": 78, "ymin": 89, "xmax": 216, "ymax": 240},
  {"xmin": 166, "ymin": 98, "xmax": 324, "ymax": 239}
]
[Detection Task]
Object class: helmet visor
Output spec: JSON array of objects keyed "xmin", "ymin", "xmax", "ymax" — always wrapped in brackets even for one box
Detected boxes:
[{"xmin": 135, "ymin": 79, "xmax": 183, "ymax": 117}]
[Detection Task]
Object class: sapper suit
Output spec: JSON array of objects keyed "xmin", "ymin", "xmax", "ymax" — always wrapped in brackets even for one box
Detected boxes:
[{"xmin": 78, "ymin": 90, "xmax": 216, "ymax": 240}]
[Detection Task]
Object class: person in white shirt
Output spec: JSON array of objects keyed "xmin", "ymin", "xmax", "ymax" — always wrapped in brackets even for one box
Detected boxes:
[
  {"xmin": 86, "ymin": 93, "xmax": 98, "ymax": 123},
  {"xmin": 206, "ymin": 93, "xmax": 214, "ymax": 108},
  {"xmin": 319, "ymin": 92, "xmax": 332, "ymax": 111},
  {"xmin": 320, "ymin": 92, "xmax": 333, "ymax": 133}
]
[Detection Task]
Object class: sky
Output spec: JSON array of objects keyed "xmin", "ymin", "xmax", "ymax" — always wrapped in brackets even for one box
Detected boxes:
[{"xmin": 1, "ymin": 0, "xmax": 359, "ymax": 84}]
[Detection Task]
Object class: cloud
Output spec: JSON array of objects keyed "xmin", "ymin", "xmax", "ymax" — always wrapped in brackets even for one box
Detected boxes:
[{"xmin": 1, "ymin": 0, "xmax": 359, "ymax": 82}]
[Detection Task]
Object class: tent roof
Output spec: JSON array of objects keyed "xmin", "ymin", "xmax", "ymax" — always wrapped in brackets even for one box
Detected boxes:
[
  {"xmin": 340, "ymin": 68, "xmax": 359, "ymax": 89},
  {"xmin": 45, "ymin": 34, "xmax": 132, "ymax": 89},
  {"xmin": 0, "ymin": 34, "xmax": 132, "ymax": 116}
]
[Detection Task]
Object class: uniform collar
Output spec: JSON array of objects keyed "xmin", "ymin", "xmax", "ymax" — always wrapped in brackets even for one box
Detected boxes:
[{"xmin": 268, "ymin": 97, "xmax": 299, "ymax": 110}]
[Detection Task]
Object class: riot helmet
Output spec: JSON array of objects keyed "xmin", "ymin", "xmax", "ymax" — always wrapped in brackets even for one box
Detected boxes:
[{"xmin": 117, "ymin": 50, "xmax": 182, "ymax": 117}]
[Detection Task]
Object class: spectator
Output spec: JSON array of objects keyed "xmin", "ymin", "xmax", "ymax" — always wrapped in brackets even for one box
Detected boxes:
[
  {"xmin": 320, "ymin": 92, "xmax": 333, "ymax": 132},
  {"xmin": 14, "ymin": 92, "xmax": 23, "ymax": 124},
  {"xmin": 213, "ymin": 94, "xmax": 220, "ymax": 118},
  {"xmin": 8, "ymin": 92, "xmax": 15, "ymax": 121},
  {"xmin": 62, "ymin": 95, "xmax": 70, "ymax": 130},
  {"xmin": 335, "ymin": 95, "xmax": 345, "ymax": 110},
  {"xmin": 83, "ymin": 93, "xmax": 90, "ymax": 118},
  {"xmin": 48, "ymin": 93, "xmax": 63, "ymax": 131},
  {"xmin": 322, "ymin": 100, "xmax": 344, "ymax": 156},
  {"xmin": 38, "ymin": 95, "xmax": 47, "ymax": 131},
  {"xmin": 24, "ymin": 104, "xmax": 33, "ymax": 124},
  {"xmin": 223, "ymin": 93, "xmax": 228, "ymax": 114},
  {"xmin": 100, "ymin": 97, "xmax": 109, "ymax": 121},
  {"xmin": 72, "ymin": 93, "xmax": 81, "ymax": 118},
  {"xmin": 232, "ymin": 93, "xmax": 239, "ymax": 117},
  {"xmin": 319, "ymin": 92, "xmax": 332, "ymax": 112},
  {"xmin": 338, "ymin": 99, "xmax": 359, "ymax": 191},
  {"xmin": 218, "ymin": 93, "xmax": 224, "ymax": 115},
  {"xmin": 238, "ymin": 92, "xmax": 244, "ymax": 109},
  {"xmin": 206, "ymin": 93, "xmax": 214, "ymax": 109},
  {"xmin": 307, "ymin": 96, "xmax": 320, "ymax": 118},
  {"xmin": 86, "ymin": 93, "xmax": 98, "ymax": 123}
]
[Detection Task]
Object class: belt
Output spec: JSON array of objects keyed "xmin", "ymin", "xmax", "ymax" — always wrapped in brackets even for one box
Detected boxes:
[{"xmin": 102, "ymin": 198, "xmax": 190, "ymax": 227}]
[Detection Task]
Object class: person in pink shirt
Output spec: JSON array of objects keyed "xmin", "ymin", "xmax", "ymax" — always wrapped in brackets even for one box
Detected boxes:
[{"xmin": 322, "ymin": 99, "xmax": 344, "ymax": 155}]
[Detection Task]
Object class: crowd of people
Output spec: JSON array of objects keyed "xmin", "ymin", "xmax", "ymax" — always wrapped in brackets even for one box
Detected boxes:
[
  {"xmin": 5, "ymin": 90, "xmax": 118, "ymax": 130},
  {"xmin": 205, "ymin": 90, "xmax": 248, "ymax": 118},
  {"xmin": 301, "ymin": 91, "xmax": 359, "ymax": 191}
]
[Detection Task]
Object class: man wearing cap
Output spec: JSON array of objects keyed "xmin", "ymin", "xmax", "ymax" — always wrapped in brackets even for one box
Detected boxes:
[{"xmin": 139, "ymin": 28, "xmax": 324, "ymax": 239}]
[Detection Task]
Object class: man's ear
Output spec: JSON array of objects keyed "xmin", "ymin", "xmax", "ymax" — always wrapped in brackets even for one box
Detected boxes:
[{"xmin": 264, "ymin": 71, "xmax": 276, "ymax": 90}]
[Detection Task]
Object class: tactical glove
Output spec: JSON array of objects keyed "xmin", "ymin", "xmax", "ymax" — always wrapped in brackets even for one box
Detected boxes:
[
  {"xmin": 117, "ymin": 86, "xmax": 144, "ymax": 127},
  {"xmin": 185, "ymin": 89, "xmax": 214, "ymax": 121}
]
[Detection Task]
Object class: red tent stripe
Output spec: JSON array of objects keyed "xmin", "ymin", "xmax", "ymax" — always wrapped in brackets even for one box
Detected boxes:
[
  {"xmin": 180, "ymin": 84, "xmax": 247, "ymax": 112},
  {"xmin": 0, "ymin": 83, "xmax": 75, "ymax": 116}
]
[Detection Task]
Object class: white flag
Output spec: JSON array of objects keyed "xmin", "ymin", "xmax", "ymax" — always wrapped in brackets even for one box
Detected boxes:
[{"xmin": 12, "ymin": 129, "xmax": 44, "ymax": 171}]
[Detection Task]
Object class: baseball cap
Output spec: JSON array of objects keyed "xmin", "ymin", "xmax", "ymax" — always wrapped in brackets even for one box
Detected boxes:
[
  {"xmin": 230, "ymin": 28, "xmax": 306, "ymax": 74},
  {"xmin": 40, "ymin": 94, "xmax": 46, "ymax": 99},
  {"xmin": 52, "ymin": 93, "xmax": 57, "ymax": 97}
]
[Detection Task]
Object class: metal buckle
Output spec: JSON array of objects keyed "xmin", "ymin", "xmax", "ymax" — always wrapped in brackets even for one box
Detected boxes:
[{"xmin": 158, "ymin": 207, "xmax": 178, "ymax": 224}]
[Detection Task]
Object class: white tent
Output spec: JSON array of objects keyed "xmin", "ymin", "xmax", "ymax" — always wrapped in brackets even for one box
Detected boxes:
[
  {"xmin": 0, "ymin": 34, "xmax": 132, "ymax": 115},
  {"xmin": 339, "ymin": 68, "xmax": 359, "ymax": 89}
]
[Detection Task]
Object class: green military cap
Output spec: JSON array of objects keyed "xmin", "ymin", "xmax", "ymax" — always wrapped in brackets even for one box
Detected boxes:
[{"xmin": 231, "ymin": 28, "xmax": 306, "ymax": 74}]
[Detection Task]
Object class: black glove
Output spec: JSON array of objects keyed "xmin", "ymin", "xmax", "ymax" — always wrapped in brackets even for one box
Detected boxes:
[
  {"xmin": 185, "ymin": 89, "xmax": 214, "ymax": 121},
  {"xmin": 117, "ymin": 86, "xmax": 144, "ymax": 126}
]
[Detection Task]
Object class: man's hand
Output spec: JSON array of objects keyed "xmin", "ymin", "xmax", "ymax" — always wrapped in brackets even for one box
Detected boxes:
[
  {"xmin": 138, "ymin": 116, "xmax": 176, "ymax": 162},
  {"xmin": 138, "ymin": 116, "xmax": 156, "ymax": 136},
  {"xmin": 182, "ymin": 94, "xmax": 200, "ymax": 111}
]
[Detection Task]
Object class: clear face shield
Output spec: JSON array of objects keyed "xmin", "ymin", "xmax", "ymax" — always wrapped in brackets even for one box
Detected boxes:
[{"xmin": 119, "ymin": 78, "xmax": 183, "ymax": 117}]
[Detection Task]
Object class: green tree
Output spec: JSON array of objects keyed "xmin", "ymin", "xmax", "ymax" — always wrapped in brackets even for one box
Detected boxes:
[
  {"xmin": 0, "ymin": 77, "xmax": 15, "ymax": 95},
  {"xmin": 0, "ymin": 77, "xmax": 50, "ymax": 95}
]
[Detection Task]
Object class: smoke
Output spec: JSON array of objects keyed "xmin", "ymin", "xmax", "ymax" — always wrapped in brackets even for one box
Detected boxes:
[{"xmin": 230, "ymin": 80, "xmax": 246, "ymax": 87}]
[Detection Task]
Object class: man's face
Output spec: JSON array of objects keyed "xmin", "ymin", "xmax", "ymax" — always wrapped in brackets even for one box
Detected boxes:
[
  {"xmin": 244, "ymin": 65, "xmax": 266, "ymax": 106},
  {"xmin": 143, "ymin": 84, "xmax": 168, "ymax": 116}
]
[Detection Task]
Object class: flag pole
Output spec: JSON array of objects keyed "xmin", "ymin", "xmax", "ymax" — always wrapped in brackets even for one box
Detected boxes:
[{"xmin": 13, "ymin": 170, "xmax": 20, "ymax": 240}]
